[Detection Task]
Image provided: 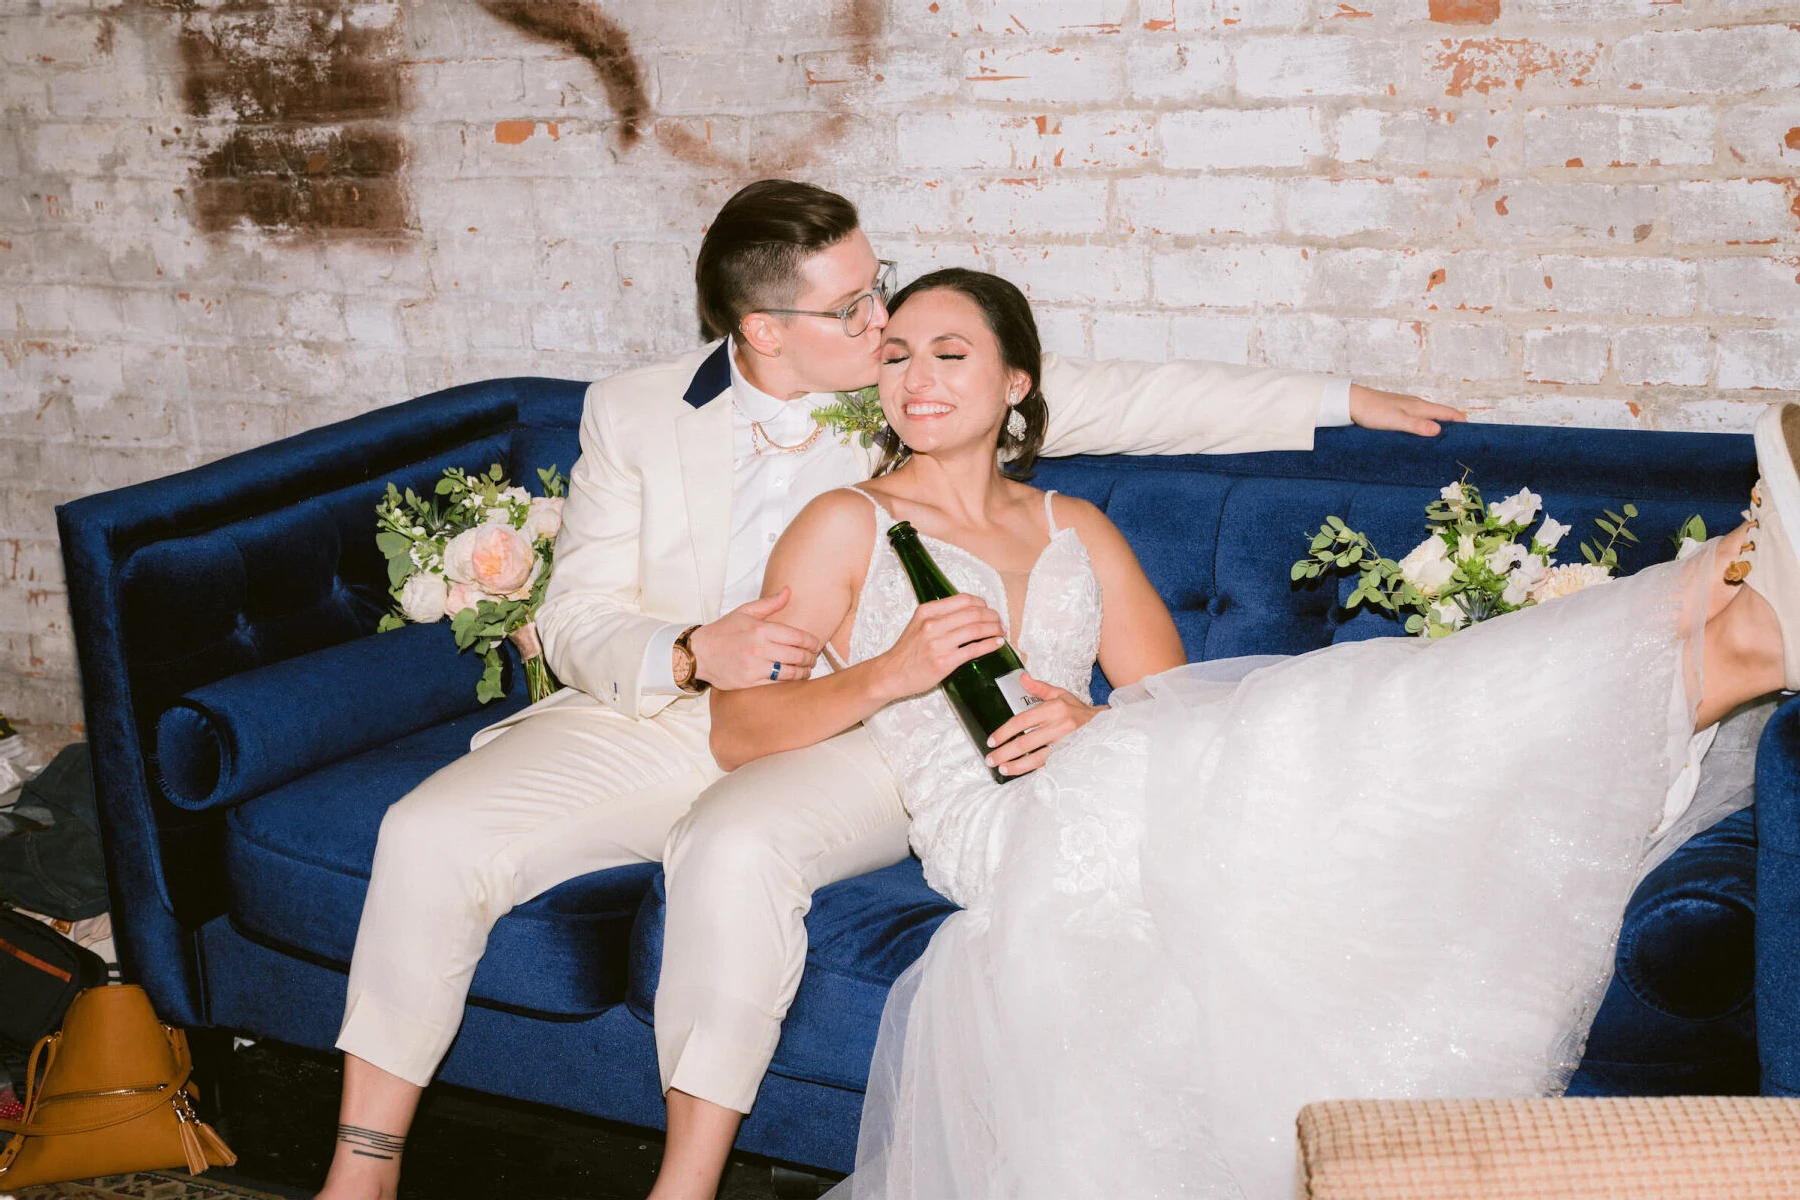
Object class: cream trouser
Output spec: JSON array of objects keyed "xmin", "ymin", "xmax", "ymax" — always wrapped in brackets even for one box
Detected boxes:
[{"xmin": 336, "ymin": 698, "xmax": 909, "ymax": 1114}]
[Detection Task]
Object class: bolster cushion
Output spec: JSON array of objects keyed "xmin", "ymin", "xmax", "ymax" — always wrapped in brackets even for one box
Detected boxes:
[{"xmin": 156, "ymin": 622, "xmax": 502, "ymax": 811}]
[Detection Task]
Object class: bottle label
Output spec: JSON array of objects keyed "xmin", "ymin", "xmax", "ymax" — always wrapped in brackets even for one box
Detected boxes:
[{"xmin": 995, "ymin": 669, "xmax": 1042, "ymax": 716}]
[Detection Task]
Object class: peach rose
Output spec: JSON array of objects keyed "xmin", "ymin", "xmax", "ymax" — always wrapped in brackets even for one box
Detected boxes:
[
  {"xmin": 444, "ymin": 522, "xmax": 536, "ymax": 595},
  {"xmin": 523, "ymin": 496, "xmax": 564, "ymax": 544},
  {"xmin": 444, "ymin": 581, "xmax": 489, "ymax": 617}
]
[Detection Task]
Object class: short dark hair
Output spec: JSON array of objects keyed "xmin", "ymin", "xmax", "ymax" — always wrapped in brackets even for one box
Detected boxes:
[
  {"xmin": 874, "ymin": 268, "xmax": 1048, "ymax": 481},
  {"xmin": 694, "ymin": 180, "xmax": 861, "ymax": 341}
]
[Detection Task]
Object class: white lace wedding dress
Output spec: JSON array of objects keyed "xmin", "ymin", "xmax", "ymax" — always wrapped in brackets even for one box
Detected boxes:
[{"xmin": 827, "ymin": 487, "xmax": 1716, "ymax": 1200}]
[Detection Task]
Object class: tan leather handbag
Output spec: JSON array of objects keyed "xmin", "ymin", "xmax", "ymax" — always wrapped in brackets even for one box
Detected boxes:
[{"xmin": 0, "ymin": 984, "xmax": 236, "ymax": 1186}]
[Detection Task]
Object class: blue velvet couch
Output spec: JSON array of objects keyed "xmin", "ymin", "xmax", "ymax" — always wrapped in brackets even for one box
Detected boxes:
[{"xmin": 59, "ymin": 377, "xmax": 1781, "ymax": 1176}]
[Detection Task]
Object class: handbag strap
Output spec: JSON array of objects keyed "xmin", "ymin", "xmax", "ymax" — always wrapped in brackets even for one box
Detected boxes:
[{"xmin": 0, "ymin": 1026, "xmax": 194, "ymax": 1138}]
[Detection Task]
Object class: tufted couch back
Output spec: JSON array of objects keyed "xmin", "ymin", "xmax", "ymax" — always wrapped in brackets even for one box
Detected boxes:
[{"xmin": 59, "ymin": 377, "xmax": 1757, "ymax": 1018}]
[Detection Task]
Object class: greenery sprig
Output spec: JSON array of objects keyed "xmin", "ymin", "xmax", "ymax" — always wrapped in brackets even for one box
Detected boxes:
[{"xmin": 811, "ymin": 385, "xmax": 885, "ymax": 447}]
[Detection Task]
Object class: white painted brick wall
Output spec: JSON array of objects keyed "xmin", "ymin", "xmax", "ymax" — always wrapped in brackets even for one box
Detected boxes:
[{"xmin": 2, "ymin": 0, "xmax": 1799, "ymax": 741}]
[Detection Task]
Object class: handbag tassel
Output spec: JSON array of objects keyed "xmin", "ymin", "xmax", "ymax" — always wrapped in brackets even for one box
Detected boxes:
[{"xmin": 173, "ymin": 1090, "xmax": 236, "ymax": 1174}]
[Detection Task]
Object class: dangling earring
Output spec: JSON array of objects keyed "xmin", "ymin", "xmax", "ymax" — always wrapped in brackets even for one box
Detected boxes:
[{"xmin": 1006, "ymin": 405, "xmax": 1027, "ymax": 441}]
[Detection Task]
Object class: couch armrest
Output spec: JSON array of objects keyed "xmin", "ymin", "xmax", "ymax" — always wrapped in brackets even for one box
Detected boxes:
[
  {"xmin": 57, "ymin": 376, "xmax": 586, "ymax": 1025},
  {"xmin": 156, "ymin": 623, "xmax": 505, "ymax": 811},
  {"xmin": 1297, "ymin": 1097, "xmax": 1800, "ymax": 1198},
  {"xmin": 1757, "ymin": 694, "xmax": 1800, "ymax": 1096}
]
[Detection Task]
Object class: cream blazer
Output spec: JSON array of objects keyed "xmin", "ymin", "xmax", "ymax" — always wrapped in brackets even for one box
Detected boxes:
[{"xmin": 499, "ymin": 341, "xmax": 1332, "ymax": 735}]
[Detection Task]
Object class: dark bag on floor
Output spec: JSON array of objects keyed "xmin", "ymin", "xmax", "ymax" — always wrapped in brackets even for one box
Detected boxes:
[
  {"xmin": 0, "ymin": 744, "xmax": 107, "ymax": 921},
  {"xmin": 0, "ymin": 908, "xmax": 106, "ymax": 1052}
]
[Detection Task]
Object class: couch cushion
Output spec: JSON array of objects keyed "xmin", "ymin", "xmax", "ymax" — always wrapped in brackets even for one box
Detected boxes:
[
  {"xmin": 224, "ymin": 699, "xmax": 660, "ymax": 1019},
  {"xmin": 627, "ymin": 859, "xmax": 958, "ymax": 1092}
]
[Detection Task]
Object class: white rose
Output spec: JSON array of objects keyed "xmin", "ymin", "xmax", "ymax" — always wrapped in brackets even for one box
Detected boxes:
[
  {"xmin": 1535, "ymin": 516, "xmax": 1571, "ymax": 552},
  {"xmin": 443, "ymin": 526, "xmax": 477, "ymax": 583},
  {"xmin": 523, "ymin": 496, "xmax": 564, "ymax": 543},
  {"xmin": 1529, "ymin": 562, "xmax": 1614, "ymax": 604},
  {"xmin": 501, "ymin": 486, "xmax": 529, "ymax": 505},
  {"xmin": 1490, "ymin": 488, "xmax": 1543, "ymax": 528},
  {"xmin": 1429, "ymin": 598, "xmax": 1468, "ymax": 629},
  {"xmin": 399, "ymin": 572, "xmax": 449, "ymax": 623},
  {"xmin": 1397, "ymin": 535, "xmax": 1456, "ymax": 596}
]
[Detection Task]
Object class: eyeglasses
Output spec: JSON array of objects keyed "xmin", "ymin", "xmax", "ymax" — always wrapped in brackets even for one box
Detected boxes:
[{"xmin": 758, "ymin": 260, "xmax": 898, "ymax": 338}]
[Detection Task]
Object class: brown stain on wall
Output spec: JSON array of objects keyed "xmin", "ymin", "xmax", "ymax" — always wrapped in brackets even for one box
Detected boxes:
[
  {"xmin": 481, "ymin": 0, "xmax": 880, "ymax": 172},
  {"xmin": 1429, "ymin": 0, "xmax": 1500, "ymax": 23},
  {"xmin": 180, "ymin": 3, "xmax": 408, "ymax": 235},
  {"xmin": 832, "ymin": 0, "xmax": 885, "ymax": 69},
  {"xmin": 479, "ymin": 0, "xmax": 648, "ymax": 147},
  {"xmin": 656, "ymin": 112, "xmax": 854, "ymax": 173}
]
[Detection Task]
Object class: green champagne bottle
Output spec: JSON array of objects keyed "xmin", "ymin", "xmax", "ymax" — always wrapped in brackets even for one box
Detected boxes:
[{"xmin": 886, "ymin": 520, "xmax": 1041, "ymax": 785}]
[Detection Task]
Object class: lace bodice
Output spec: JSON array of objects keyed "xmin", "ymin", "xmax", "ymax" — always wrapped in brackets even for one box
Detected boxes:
[{"xmin": 839, "ymin": 487, "xmax": 1103, "ymax": 906}]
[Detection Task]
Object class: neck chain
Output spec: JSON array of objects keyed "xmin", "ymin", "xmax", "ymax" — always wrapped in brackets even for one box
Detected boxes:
[{"xmin": 739, "ymin": 404, "xmax": 824, "ymax": 457}]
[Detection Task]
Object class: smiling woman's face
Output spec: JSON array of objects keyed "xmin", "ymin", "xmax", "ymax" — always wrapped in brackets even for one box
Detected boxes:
[{"xmin": 877, "ymin": 287, "xmax": 1027, "ymax": 459}]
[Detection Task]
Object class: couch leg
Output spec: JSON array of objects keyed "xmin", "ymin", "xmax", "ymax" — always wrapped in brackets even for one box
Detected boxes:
[
  {"xmin": 771, "ymin": 1164, "xmax": 839, "ymax": 1198},
  {"xmin": 186, "ymin": 1027, "xmax": 239, "ymax": 1136}
]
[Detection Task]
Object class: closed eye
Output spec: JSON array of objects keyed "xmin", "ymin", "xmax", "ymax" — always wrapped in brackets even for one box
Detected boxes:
[
  {"xmin": 936, "ymin": 353, "xmax": 966, "ymax": 361},
  {"xmin": 882, "ymin": 354, "xmax": 909, "ymax": 365}
]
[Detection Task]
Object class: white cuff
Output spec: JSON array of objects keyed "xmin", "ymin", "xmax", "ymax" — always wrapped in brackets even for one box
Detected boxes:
[
  {"xmin": 641, "ymin": 621, "xmax": 690, "ymax": 696},
  {"xmin": 1317, "ymin": 377, "xmax": 1355, "ymax": 427}
]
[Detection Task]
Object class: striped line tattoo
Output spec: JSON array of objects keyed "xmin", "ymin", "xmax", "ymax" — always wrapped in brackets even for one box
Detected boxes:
[{"xmin": 337, "ymin": 1123, "xmax": 406, "ymax": 1160}]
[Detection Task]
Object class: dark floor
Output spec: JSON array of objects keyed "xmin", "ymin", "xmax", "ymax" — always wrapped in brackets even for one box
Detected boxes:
[{"xmin": 200, "ymin": 1038, "xmax": 838, "ymax": 1200}]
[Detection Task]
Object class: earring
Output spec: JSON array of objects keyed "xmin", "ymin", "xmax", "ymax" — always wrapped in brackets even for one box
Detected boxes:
[
  {"xmin": 772, "ymin": 348, "xmax": 782, "ymax": 357},
  {"xmin": 1006, "ymin": 407, "xmax": 1027, "ymax": 440}
]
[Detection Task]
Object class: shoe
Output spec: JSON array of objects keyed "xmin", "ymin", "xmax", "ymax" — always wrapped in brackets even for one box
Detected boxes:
[{"xmin": 1742, "ymin": 402, "xmax": 1800, "ymax": 689}]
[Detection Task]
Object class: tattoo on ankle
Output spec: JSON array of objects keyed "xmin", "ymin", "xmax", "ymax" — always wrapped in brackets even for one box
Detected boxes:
[{"xmin": 337, "ymin": 1123, "xmax": 405, "ymax": 1161}]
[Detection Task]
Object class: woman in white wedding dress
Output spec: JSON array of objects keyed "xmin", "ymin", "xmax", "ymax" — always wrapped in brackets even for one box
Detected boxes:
[{"xmin": 707, "ymin": 268, "xmax": 1795, "ymax": 1200}]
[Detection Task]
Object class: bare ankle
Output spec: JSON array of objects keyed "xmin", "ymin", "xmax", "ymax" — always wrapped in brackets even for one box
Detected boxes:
[{"xmin": 316, "ymin": 1125, "xmax": 405, "ymax": 1200}]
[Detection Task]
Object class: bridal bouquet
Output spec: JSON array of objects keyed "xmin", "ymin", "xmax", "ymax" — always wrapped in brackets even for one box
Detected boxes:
[
  {"xmin": 374, "ymin": 464, "xmax": 566, "ymax": 703},
  {"xmin": 1293, "ymin": 478, "xmax": 1651, "ymax": 638}
]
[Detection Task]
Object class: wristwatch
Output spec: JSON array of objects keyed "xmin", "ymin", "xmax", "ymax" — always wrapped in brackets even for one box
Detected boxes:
[{"xmin": 672, "ymin": 625, "xmax": 709, "ymax": 695}]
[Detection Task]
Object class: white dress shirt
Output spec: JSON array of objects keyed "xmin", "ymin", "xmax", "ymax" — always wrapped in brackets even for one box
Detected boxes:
[
  {"xmin": 641, "ymin": 350, "xmax": 1357, "ymax": 694},
  {"xmin": 642, "ymin": 343, "xmax": 871, "ymax": 693}
]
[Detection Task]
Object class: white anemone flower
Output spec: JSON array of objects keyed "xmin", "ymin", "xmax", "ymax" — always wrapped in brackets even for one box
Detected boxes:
[
  {"xmin": 1534, "ymin": 515, "xmax": 1571, "ymax": 551},
  {"xmin": 1397, "ymin": 536, "xmax": 1456, "ymax": 596},
  {"xmin": 1490, "ymin": 488, "xmax": 1543, "ymax": 528}
]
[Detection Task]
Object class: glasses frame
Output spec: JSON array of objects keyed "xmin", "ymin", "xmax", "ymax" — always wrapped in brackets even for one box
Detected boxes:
[{"xmin": 757, "ymin": 260, "xmax": 899, "ymax": 338}]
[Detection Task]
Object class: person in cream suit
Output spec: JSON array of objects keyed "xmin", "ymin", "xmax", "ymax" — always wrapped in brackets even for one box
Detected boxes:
[{"xmin": 316, "ymin": 180, "xmax": 1462, "ymax": 1200}]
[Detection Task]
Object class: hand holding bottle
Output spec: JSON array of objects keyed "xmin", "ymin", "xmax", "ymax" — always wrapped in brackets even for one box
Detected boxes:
[
  {"xmin": 983, "ymin": 673, "xmax": 1100, "ymax": 778},
  {"xmin": 877, "ymin": 595, "xmax": 1007, "ymax": 700}
]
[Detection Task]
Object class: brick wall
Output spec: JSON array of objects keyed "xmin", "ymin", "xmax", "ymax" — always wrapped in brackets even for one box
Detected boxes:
[{"xmin": 2, "ymin": 0, "xmax": 1798, "ymax": 741}]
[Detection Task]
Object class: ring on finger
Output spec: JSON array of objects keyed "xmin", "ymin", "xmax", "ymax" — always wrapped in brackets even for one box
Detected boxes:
[{"xmin": 769, "ymin": 661, "xmax": 782, "ymax": 681}]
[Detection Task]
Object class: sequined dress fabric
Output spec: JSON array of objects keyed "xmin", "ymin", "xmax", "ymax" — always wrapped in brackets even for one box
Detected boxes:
[{"xmin": 833, "ymin": 488, "xmax": 1710, "ymax": 1200}]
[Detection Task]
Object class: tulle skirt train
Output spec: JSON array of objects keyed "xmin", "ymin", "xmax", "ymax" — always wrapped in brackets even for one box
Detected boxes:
[{"xmin": 831, "ymin": 548, "xmax": 1717, "ymax": 1200}]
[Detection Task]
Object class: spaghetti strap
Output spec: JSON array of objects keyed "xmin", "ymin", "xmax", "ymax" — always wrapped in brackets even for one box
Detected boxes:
[
  {"xmin": 842, "ymin": 484, "xmax": 886, "ymax": 517},
  {"xmin": 1043, "ymin": 489, "xmax": 1060, "ymax": 535}
]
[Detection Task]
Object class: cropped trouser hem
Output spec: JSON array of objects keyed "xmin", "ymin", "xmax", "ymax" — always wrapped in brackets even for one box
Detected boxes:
[
  {"xmin": 659, "ymin": 985, "xmax": 785, "ymax": 1114},
  {"xmin": 336, "ymin": 990, "xmax": 455, "ymax": 1089}
]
